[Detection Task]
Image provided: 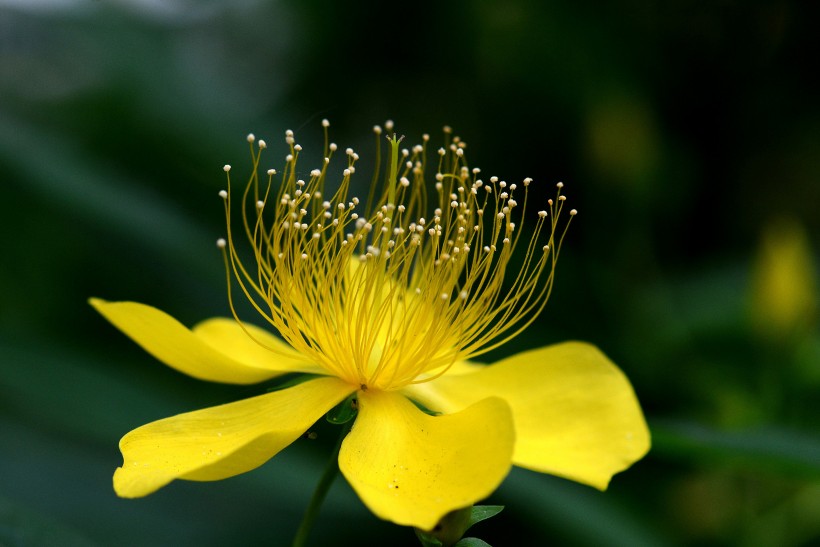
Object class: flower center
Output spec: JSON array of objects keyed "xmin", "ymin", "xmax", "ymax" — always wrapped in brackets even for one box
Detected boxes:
[{"xmin": 217, "ymin": 121, "xmax": 574, "ymax": 390}]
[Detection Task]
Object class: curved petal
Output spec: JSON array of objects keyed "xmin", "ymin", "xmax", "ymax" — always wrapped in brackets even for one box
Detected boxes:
[
  {"xmin": 338, "ymin": 390, "xmax": 514, "ymax": 531},
  {"xmin": 90, "ymin": 299, "xmax": 323, "ymax": 384},
  {"xmin": 114, "ymin": 376, "xmax": 354, "ymax": 498},
  {"xmin": 403, "ymin": 342, "xmax": 650, "ymax": 490},
  {"xmin": 192, "ymin": 317, "xmax": 324, "ymax": 374},
  {"xmin": 423, "ymin": 359, "xmax": 484, "ymax": 378}
]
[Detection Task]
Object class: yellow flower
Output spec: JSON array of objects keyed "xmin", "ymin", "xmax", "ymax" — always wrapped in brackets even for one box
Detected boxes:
[{"xmin": 90, "ymin": 121, "xmax": 650, "ymax": 531}]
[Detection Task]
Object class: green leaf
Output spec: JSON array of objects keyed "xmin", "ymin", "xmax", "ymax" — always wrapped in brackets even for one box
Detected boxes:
[
  {"xmin": 466, "ymin": 505, "xmax": 504, "ymax": 530},
  {"xmin": 454, "ymin": 539, "xmax": 492, "ymax": 547},
  {"xmin": 651, "ymin": 419, "xmax": 820, "ymax": 478},
  {"xmin": 326, "ymin": 393, "xmax": 358, "ymax": 424},
  {"xmin": 414, "ymin": 505, "xmax": 502, "ymax": 547}
]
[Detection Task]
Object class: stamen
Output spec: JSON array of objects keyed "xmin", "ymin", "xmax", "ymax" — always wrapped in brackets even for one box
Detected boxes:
[{"xmin": 217, "ymin": 120, "xmax": 574, "ymax": 390}]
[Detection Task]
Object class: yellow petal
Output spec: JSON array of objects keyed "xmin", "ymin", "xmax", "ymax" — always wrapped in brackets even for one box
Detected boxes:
[
  {"xmin": 90, "ymin": 299, "xmax": 322, "ymax": 384},
  {"xmin": 338, "ymin": 390, "xmax": 514, "ymax": 530},
  {"xmin": 114, "ymin": 376, "xmax": 354, "ymax": 497},
  {"xmin": 424, "ymin": 359, "xmax": 484, "ymax": 378},
  {"xmin": 404, "ymin": 342, "xmax": 650, "ymax": 490}
]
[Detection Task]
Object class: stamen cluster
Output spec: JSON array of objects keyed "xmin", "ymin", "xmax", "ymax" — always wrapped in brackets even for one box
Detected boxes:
[{"xmin": 218, "ymin": 120, "xmax": 575, "ymax": 390}]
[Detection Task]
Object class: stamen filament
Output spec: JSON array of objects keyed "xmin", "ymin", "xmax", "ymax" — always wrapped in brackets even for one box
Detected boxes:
[{"xmin": 218, "ymin": 123, "xmax": 575, "ymax": 390}]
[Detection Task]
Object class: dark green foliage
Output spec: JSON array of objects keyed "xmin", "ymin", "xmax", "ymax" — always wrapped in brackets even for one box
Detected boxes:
[{"xmin": 1, "ymin": 1, "xmax": 818, "ymax": 545}]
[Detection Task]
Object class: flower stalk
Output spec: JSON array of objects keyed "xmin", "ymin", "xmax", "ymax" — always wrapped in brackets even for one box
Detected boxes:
[{"xmin": 292, "ymin": 419, "xmax": 355, "ymax": 547}]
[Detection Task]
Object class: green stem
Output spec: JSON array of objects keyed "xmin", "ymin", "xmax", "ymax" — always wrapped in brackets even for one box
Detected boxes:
[{"xmin": 291, "ymin": 419, "xmax": 355, "ymax": 547}]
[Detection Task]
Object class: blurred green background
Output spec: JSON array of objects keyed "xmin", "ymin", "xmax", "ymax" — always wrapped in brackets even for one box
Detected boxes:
[{"xmin": 2, "ymin": 0, "xmax": 819, "ymax": 545}]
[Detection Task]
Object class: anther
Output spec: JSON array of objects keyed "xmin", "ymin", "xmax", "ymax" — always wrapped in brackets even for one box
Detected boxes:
[{"xmin": 216, "ymin": 238, "xmax": 226, "ymax": 248}]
